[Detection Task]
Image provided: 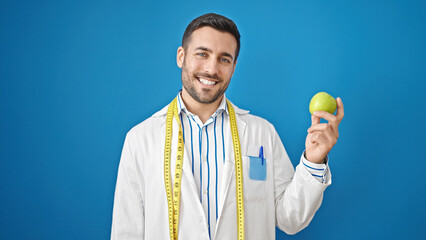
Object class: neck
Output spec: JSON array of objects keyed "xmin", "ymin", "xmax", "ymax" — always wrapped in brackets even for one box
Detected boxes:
[{"xmin": 181, "ymin": 91, "xmax": 223, "ymax": 124}]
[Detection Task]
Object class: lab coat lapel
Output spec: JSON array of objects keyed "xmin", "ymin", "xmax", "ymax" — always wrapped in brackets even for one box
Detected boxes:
[
  {"xmin": 215, "ymin": 109, "xmax": 247, "ymax": 238},
  {"xmin": 168, "ymin": 114, "xmax": 209, "ymax": 237},
  {"xmin": 158, "ymin": 103, "xmax": 203, "ymax": 210},
  {"xmin": 156, "ymin": 101, "xmax": 209, "ymax": 238},
  {"xmin": 168, "ymin": 113, "xmax": 199, "ymax": 197}
]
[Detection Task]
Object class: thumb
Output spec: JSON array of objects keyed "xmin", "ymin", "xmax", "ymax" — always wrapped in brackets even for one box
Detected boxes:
[{"xmin": 311, "ymin": 114, "xmax": 320, "ymax": 126}]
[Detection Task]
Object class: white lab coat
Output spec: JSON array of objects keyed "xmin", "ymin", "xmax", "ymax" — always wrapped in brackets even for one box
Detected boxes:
[{"xmin": 111, "ymin": 101, "xmax": 331, "ymax": 240}]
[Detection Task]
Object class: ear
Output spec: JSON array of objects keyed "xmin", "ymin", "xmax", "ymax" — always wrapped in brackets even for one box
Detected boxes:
[{"xmin": 177, "ymin": 46, "xmax": 184, "ymax": 68}]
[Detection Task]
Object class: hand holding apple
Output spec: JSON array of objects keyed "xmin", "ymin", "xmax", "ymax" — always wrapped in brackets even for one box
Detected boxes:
[{"xmin": 305, "ymin": 93, "xmax": 344, "ymax": 164}]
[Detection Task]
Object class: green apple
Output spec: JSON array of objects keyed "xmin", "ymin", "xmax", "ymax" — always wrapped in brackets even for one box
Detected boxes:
[{"xmin": 309, "ymin": 92, "xmax": 337, "ymax": 115}]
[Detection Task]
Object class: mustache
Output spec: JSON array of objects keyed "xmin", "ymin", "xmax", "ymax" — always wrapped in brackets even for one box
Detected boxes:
[{"xmin": 195, "ymin": 73, "xmax": 222, "ymax": 82}]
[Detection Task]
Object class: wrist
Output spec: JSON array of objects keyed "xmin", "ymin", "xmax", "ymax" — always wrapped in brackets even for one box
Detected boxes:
[{"xmin": 304, "ymin": 151, "xmax": 326, "ymax": 164}]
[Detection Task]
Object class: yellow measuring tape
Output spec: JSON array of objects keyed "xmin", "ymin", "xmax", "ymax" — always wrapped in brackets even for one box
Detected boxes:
[
  {"xmin": 227, "ymin": 99, "xmax": 245, "ymax": 240},
  {"xmin": 164, "ymin": 97, "xmax": 245, "ymax": 240}
]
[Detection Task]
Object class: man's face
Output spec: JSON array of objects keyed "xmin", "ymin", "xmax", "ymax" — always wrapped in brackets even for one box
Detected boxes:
[{"xmin": 177, "ymin": 26, "xmax": 237, "ymax": 105}]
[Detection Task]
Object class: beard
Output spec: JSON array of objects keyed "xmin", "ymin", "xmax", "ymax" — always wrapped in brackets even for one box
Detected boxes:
[{"xmin": 181, "ymin": 62, "xmax": 230, "ymax": 104}]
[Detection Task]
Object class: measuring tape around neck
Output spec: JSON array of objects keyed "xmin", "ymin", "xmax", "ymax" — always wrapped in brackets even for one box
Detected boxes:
[{"xmin": 164, "ymin": 97, "xmax": 245, "ymax": 240}]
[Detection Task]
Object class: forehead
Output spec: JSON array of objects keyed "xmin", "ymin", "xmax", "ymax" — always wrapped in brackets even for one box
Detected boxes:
[{"xmin": 187, "ymin": 26, "xmax": 237, "ymax": 57}]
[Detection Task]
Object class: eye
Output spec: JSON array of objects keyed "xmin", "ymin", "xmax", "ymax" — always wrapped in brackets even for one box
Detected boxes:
[
  {"xmin": 220, "ymin": 57, "xmax": 231, "ymax": 63},
  {"xmin": 196, "ymin": 52, "xmax": 207, "ymax": 57}
]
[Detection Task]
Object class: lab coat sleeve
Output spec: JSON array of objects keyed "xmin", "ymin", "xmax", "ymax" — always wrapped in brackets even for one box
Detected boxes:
[
  {"xmin": 273, "ymin": 128, "xmax": 330, "ymax": 235},
  {"xmin": 111, "ymin": 132, "xmax": 145, "ymax": 239}
]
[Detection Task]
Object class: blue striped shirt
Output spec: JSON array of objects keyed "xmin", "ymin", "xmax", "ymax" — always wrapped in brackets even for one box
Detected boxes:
[{"xmin": 177, "ymin": 92, "xmax": 229, "ymax": 239}]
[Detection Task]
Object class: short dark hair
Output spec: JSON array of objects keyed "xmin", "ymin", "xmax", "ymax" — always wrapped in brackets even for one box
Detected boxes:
[{"xmin": 182, "ymin": 13, "xmax": 241, "ymax": 61}]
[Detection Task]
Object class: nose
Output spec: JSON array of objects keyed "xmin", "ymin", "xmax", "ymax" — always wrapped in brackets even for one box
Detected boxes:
[{"xmin": 203, "ymin": 57, "xmax": 219, "ymax": 76}]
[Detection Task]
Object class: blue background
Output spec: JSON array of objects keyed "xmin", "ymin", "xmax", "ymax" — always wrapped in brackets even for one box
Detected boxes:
[{"xmin": 1, "ymin": 0, "xmax": 425, "ymax": 239}]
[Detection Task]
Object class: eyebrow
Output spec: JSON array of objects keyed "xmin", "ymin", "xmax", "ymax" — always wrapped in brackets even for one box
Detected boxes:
[{"xmin": 195, "ymin": 46, "xmax": 234, "ymax": 61}]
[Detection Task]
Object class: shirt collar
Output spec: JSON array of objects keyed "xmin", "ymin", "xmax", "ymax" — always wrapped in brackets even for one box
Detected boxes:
[{"xmin": 176, "ymin": 91, "xmax": 229, "ymax": 117}]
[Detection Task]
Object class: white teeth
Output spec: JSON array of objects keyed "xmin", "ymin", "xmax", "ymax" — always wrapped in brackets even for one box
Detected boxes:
[{"xmin": 199, "ymin": 78, "xmax": 216, "ymax": 86}]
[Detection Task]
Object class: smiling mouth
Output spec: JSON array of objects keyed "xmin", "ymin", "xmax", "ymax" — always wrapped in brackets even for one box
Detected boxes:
[{"xmin": 197, "ymin": 77, "xmax": 217, "ymax": 86}]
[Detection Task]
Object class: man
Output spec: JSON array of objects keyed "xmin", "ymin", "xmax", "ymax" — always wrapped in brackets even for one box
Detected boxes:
[{"xmin": 111, "ymin": 13, "xmax": 344, "ymax": 240}]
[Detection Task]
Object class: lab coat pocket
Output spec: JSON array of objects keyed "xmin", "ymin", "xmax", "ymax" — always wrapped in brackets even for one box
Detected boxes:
[{"xmin": 242, "ymin": 156, "xmax": 267, "ymax": 203}]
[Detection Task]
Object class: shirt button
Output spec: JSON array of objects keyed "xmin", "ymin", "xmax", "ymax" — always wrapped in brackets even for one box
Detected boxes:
[
  {"xmin": 203, "ymin": 156, "xmax": 207, "ymax": 162},
  {"xmin": 204, "ymin": 190, "xmax": 208, "ymax": 194}
]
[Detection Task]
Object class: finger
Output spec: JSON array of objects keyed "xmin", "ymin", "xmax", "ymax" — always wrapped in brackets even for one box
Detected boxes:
[
  {"xmin": 308, "ymin": 123, "xmax": 329, "ymax": 133},
  {"xmin": 313, "ymin": 110, "xmax": 341, "ymax": 137},
  {"xmin": 322, "ymin": 127, "xmax": 338, "ymax": 146},
  {"xmin": 311, "ymin": 114, "xmax": 320, "ymax": 126},
  {"xmin": 336, "ymin": 97, "xmax": 344, "ymax": 121},
  {"xmin": 308, "ymin": 132, "xmax": 320, "ymax": 144},
  {"xmin": 309, "ymin": 123, "xmax": 337, "ymax": 143},
  {"xmin": 312, "ymin": 132, "xmax": 334, "ymax": 150},
  {"xmin": 308, "ymin": 123, "xmax": 339, "ymax": 139},
  {"xmin": 313, "ymin": 111, "xmax": 337, "ymax": 123}
]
